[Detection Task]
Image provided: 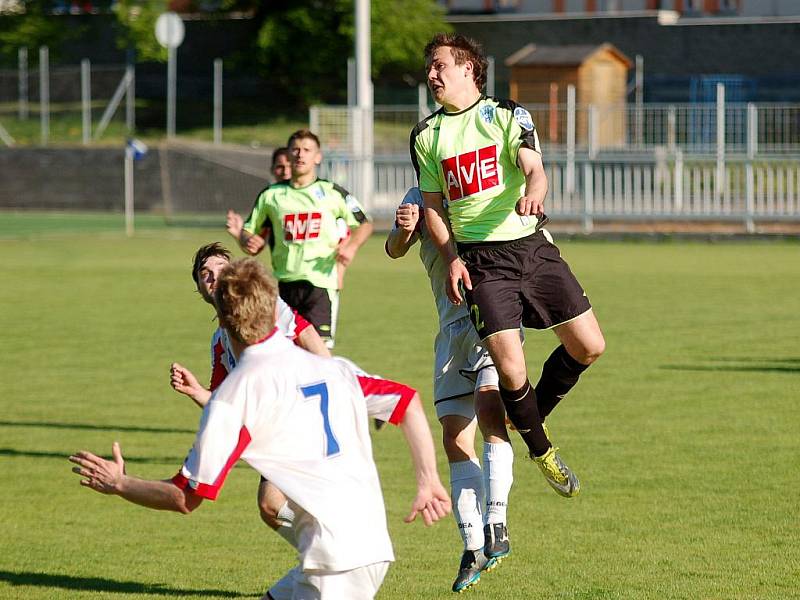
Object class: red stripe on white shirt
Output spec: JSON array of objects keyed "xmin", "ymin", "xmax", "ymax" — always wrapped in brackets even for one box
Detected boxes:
[
  {"xmin": 357, "ymin": 375, "xmax": 416, "ymax": 425},
  {"xmin": 171, "ymin": 425, "xmax": 252, "ymax": 501}
]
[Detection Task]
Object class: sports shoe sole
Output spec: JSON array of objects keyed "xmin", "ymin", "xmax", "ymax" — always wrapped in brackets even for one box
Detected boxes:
[{"xmin": 453, "ymin": 557, "xmax": 498, "ymax": 593}]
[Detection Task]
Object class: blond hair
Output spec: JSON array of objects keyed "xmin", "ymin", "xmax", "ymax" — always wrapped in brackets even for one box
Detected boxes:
[{"xmin": 214, "ymin": 258, "xmax": 277, "ymax": 345}]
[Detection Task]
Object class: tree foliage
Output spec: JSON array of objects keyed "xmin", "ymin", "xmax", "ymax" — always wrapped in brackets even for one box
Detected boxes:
[
  {"xmin": 112, "ymin": 0, "xmax": 170, "ymax": 62},
  {"xmin": 0, "ymin": 1, "xmax": 75, "ymax": 66},
  {"xmin": 252, "ymin": 0, "xmax": 450, "ymax": 106}
]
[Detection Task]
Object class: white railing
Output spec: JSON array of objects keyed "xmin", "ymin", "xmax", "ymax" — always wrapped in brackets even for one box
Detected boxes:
[
  {"xmin": 311, "ymin": 100, "xmax": 800, "ymax": 157},
  {"xmin": 319, "ymin": 153, "xmax": 800, "ymax": 233}
]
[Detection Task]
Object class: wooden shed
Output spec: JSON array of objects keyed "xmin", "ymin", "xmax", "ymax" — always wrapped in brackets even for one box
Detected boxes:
[{"xmin": 505, "ymin": 43, "xmax": 633, "ymax": 148}]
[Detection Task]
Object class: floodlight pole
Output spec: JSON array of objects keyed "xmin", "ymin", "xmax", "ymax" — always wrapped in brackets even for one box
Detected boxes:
[
  {"xmin": 355, "ymin": 0, "xmax": 373, "ymax": 206},
  {"xmin": 167, "ymin": 45, "xmax": 177, "ymax": 139}
]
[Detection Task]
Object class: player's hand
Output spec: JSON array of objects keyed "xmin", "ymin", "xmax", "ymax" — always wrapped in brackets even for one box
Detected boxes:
[
  {"xmin": 70, "ymin": 442, "xmax": 125, "ymax": 495},
  {"xmin": 244, "ymin": 234, "xmax": 266, "ymax": 255},
  {"xmin": 170, "ymin": 363, "xmax": 210, "ymax": 407},
  {"xmin": 336, "ymin": 243, "xmax": 357, "ymax": 267},
  {"xmin": 404, "ymin": 480, "xmax": 452, "ymax": 526},
  {"xmin": 515, "ymin": 194, "xmax": 544, "ymax": 217},
  {"xmin": 226, "ymin": 210, "xmax": 244, "ymax": 238},
  {"xmin": 447, "ymin": 258, "xmax": 472, "ymax": 305},
  {"xmin": 395, "ymin": 203, "xmax": 419, "ymax": 233}
]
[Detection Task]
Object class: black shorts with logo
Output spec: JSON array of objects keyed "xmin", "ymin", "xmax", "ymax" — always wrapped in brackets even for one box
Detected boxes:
[
  {"xmin": 457, "ymin": 231, "xmax": 591, "ymax": 339},
  {"xmin": 278, "ymin": 280, "xmax": 338, "ymax": 344}
]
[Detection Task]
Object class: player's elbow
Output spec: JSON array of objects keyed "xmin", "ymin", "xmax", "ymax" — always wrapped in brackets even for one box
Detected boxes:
[{"xmin": 178, "ymin": 491, "xmax": 204, "ymax": 514}]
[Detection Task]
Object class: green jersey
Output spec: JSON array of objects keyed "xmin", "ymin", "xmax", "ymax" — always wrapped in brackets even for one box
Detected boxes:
[
  {"xmin": 410, "ymin": 96, "xmax": 541, "ymax": 243},
  {"xmin": 243, "ymin": 179, "xmax": 369, "ymax": 290}
]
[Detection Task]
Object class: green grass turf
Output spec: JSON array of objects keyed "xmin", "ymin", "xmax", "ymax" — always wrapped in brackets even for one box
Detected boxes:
[{"xmin": 0, "ymin": 220, "xmax": 798, "ymax": 599}]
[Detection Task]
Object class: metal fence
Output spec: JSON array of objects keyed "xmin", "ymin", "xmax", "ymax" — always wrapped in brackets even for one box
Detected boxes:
[
  {"xmin": 311, "ymin": 101, "xmax": 800, "ymax": 157},
  {"xmin": 311, "ymin": 95, "xmax": 800, "ymax": 232},
  {"xmin": 317, "ymin": 153, "xmax": 800, "ymax": 233}
]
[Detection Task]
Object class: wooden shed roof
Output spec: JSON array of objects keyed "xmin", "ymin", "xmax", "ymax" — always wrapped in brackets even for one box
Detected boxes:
[{"xmin": 505, "ymin": 43, "xmax": 633, "ymax": 68}]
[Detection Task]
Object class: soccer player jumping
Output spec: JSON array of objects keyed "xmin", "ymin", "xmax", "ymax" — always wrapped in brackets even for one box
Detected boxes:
[{"xmin": 410, "ymin": 33, "xmax": 605, "ymax": 498}]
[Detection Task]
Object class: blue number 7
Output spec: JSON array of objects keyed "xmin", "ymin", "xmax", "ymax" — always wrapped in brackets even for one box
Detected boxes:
[{"xmin": 300, "ymin": 382, "xmax": 340, "ymax": 457}]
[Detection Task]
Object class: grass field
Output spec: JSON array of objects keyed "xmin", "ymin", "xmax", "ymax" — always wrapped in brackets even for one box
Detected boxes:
[{"xmin": 1, "ymin": 216, "xmax": 798, "ymax": 599}]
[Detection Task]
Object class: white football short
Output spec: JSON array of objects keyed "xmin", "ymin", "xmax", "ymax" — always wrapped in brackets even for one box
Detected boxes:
[
  {"xmin": 267, "ymin": 561, "xmax": 390, "ymax": 600},
  {"xmin": 433, "ymin": 317, "xmax": 498, "ymax": 420}
]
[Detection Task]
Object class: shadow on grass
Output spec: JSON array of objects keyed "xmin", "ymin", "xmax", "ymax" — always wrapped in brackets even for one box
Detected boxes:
[
  {"xmin": 0, "ymin": 448, "xmax": 182, "ymax": 464},
  {"xmin": 0, "ymin": 420, "xmax": 194, "ymax": 435},
  {"xmin": 0, "ymin": 569, "xmax": 253, "ymax": 597},
  {"xmin": 661, "ymin": 357, "xmax": 800, "ymax": 374}
]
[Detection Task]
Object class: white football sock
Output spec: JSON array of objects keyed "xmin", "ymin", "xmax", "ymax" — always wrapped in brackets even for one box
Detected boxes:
[
  {"xmin": 483, "ymin": 441, "xmax": 514, "ymax": 525},
  {"xmin": 449, "ymin": 459, "xmax": 485, "ymax": 551}
]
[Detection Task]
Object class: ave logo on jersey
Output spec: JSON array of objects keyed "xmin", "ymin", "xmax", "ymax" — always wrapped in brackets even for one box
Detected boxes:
[
  {"xmin": 441, "ymin": 145, "xmax": 499, "ymax": 201},
  {"xmin": 283, "ymin": 212, "xmax": 323, "ymax": 241}
]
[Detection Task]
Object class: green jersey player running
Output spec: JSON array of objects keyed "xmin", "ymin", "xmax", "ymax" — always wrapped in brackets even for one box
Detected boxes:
[
  {"xmin": 232, "ymin": 129, "xmax": 373, "ymax": 348},
  {"xmin": 410, "ymin": 33, "xmax": 606, "ymax": 499}
]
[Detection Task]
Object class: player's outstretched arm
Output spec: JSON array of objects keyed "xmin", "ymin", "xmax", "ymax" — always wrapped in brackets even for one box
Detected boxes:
[
  {"xmin": 385, "ymin": 203, "xmax": 420, "ymax": 259},
  {"xmin": 398, "ymin": 393, "xmax": 452, "ymax": 526},
  {"xmin": 170, "ymin": 362, "xmax": 212, "ymax": 408},
  {"xmin": 69, "ymin": 442, "xmax": 203, "ymax": 514},
  {"xmin": 421, "ymin": 191, "xmax": 471, "ymax": 305}
]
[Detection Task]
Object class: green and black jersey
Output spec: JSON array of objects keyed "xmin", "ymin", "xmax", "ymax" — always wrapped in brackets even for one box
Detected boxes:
[
  {"xmin": 243, "ymin": 179, "xmax": 369, "ymax": 290},
  {"xmin": 410, "ymin": 95, "xmax": 541, "ymax": 243}
]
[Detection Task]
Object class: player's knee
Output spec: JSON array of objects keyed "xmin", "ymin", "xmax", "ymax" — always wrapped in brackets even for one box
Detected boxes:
[
  {"xmin": 441, "ymin": 430, "xmax": 476, "ymax": 462},
  {"xmin": 577, "ymin": 335, "xmax": 606, "ymax": 365}
]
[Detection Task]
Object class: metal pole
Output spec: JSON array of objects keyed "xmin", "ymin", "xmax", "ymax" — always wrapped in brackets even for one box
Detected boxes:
[
  {"xmin": 347, "ymin": 57, "xmax": 356, "ymax": 107},
  {"xmin": 18, "ymin": 47, "xmax": 28, "ymax": 120},
  {"xmin": 355, "ymin": 0, "xmax": 373, "ymax": 206},
  {"xmin": 566, "ymin": 84, "xmax": 576, "ymax": 195},
  {"xmin": 583, "ymin": 162, "xmax": 594, "ymax": 234},
  {"xmin": 81, "ymin": 59, "xmax": 91, "ymax": 145},
  {"xmin": 635, "ymin": 54, "xmax": 644, "ymax": 147},
  {"xmin": 126, "ymin": 63, "xmax": 135, "ymax": 133},
  {"xmin": 588, "ymin": 104, "xmax": 598, "ymax": 159},
  {"xmin": 124, "ymin": 144, "xmax": 134, "ymax": 237},
  {"xmin": 745, "ymin": 102, "xmax": 756, "ymax": 233},
  {"xmin": 39, "ymin": 46, "xmax": 49, "ymax": 146},
  {"xmin": 486, "ymin": 56, "xmax": 495, "ymax": 97},
  {"xmin": 667, "ymin": 104, "xmax": 676, "ymax": 152},
  {"xmin": 674, "ymin": 148, "xmax": 683, "ymax": 213},
  {"xmin": 716, "ymin": 82, "xmax": 725, "ymax": 201},
  {"xmin": 418, "ymin": 83, "xmax": 429, "ymax": 121},
  {"xmin": 167, "ymin": 45, "xmax": 177, "ymax": 139},
  {"xmin": 213, "ymin": 58, "xmax": 222, "ymax": 145}
]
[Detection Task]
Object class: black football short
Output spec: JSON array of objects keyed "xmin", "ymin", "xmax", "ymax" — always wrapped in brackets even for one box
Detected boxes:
[
  {"xmin": 457, "ymin": 231, "xmax": 592, "ymax": 339},
  {"xmin": 278, "ymin": 280, "xmax": 338, "ymax": 346}
]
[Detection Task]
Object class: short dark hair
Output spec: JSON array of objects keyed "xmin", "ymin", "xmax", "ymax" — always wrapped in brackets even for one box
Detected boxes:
[
  {"xmin": 191, "ymin": 242, "xmax": 231, "ymax": 285},
  {"xmin": 287, "ymin": 129, "xmax": 321, "ymax": 149},
  {"xmin": 424, "ymin": 33, "xmax": 489, "ymax": 91},
  {"xmin": 271, "ymin": 147, "xmax": 290, "ymax": 167}
]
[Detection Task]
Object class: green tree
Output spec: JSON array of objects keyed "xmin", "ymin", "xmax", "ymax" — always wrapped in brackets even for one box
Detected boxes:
[
  {"xmin": 252, "ymin": 0, "xmax": 450, "ymax": 106},
  {"xmin": 0, "ymin": 1, "xmax": 77, "ymax": 66},
  {"xmin": 112, "ymin": 0, "xmax": 170, "ymax": 62}
]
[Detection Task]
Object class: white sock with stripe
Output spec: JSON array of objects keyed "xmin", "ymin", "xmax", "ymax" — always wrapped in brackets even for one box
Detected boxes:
[
  {"xmin": 483, "ymin": 441, "xmax": 514, "ymax": 525},
  {"xmin": 449, "ymin": 458, "xmax": 485, "ymax": 551}
]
